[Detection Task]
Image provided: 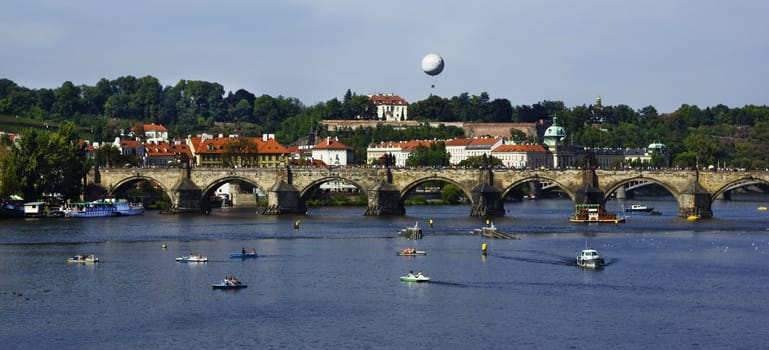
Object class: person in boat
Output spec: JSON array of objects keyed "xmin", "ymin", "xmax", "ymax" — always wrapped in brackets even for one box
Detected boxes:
[
  {"xmin": 251, "ymin": 248, "xmax": 257, "ymax": 254},
  {"xmin": 417, "ymin": 271, "xmax": 424, "ymax": 278},
  {"xmin": 242, "ymin": 247, "xmax": 246, "ymax": 254},
  {"xmin": 408, "ymin": 270, "xmax": 415, "ymax": 278}
]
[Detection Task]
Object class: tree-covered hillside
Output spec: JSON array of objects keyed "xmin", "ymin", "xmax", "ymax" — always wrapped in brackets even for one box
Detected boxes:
[{"xmin": 1, "ymin": 76, "xmax": 769, "ymax": 168}]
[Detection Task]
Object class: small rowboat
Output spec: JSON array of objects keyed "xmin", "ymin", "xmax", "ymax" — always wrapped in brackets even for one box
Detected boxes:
[
  {"xmin": 230, "ymin": 252, "xmax": 257, "ymax": 259},
  {"xmin": 213, "ymin": 277, "xmax": 247, "ymax": 289},
  {"xmin": 212, "ymin": 282, "xmax": 248, "ymax": 289},
  {"xmin": 396, "ymin": 249, "xmax": 427, "ymax": 256},
  {"xmin": 67, "ymin": 255, "xmax": 99, "ymax": 263}
]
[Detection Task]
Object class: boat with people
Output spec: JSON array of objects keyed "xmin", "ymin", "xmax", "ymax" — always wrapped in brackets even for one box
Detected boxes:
[
  {"xmin": 400, "ymin": 271, "xmax": 430, "ymax": 283},
  {"xmin": 67, "ymin": 253, "xmax": 99, "ymax": 263},
  {"xmin": 212, "ymin": 276, "xmax": 247, "ymax": 289},
  {"xmin": 230, "ymin": 248, "xmax": 258, "ymax": 259},
  {"xmin": 396, "ymin": 247, "xmax": 427, "ymax": 256},
  {"xmin": 569, "ymin": 203, "xmax": 626, "ymax": 223},
  {"xmin": 63, "ymin": 199, "xmax": 144, "ymax": 218},
  {"xmin": 176, "ymin": 254, "xmax": 208, "ymax": 263},
  {"xmin": 399, "ymin": 222, "xmax": 423, "ymax": 239},
  {"xmin": 624, "ymin": 204, "xmax": 654, "ymax": 212},
  {"xmin": 576, "ymin": 249, "xmax": 605, "ymax": 269}
]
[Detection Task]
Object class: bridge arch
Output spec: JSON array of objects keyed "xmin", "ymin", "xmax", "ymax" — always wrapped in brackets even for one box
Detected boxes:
[
  {"xmin": 108, "ymin": 175, "xmax": 170, "ymax": 198},
  {"xmin": 299, "ymin": 176, "xmax": 369, "ymax": 200},
  {"xmin": 199, "ymin": 176, "xmax": 270, "ymax": 209},
  {"xmin": 399, "ymin": 176, "xmax": 473, "ymax": 204},
  {"xmin": 501, "ymin": 176, "xmax": 577, "ymax": 203},
  {"xmin": 709, "ymin": 176, "xmax": 769, "ymax": 201},
  {"xmin": 603, "ymin": 176, "xmax": 682, "ymax": 207}
]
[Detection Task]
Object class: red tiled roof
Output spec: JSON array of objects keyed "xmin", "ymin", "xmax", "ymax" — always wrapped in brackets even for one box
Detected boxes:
[
  {"xmin": 492, "ymin": 144, "xmax": 547, "ymax": 153},
  {"xmin": 444, "ymin": 138, "xmax": 473, "ymax": 146},
  {"xmin": 469, "ymin": 138, "xmax": 501, "ymax": 146},
  {"xmin": 144, "ymin": 141, "xmax": 192, "ymax": 158},
  {"xmin": 256, "ymin": 137, "xmax": 290, "ymax": 154},
  {"xmin": 368, "ymin": 94, "xmax": 408, "ymax": 105},
  {"xmin": 190, "ymin": 136, "xmax": 289, "ymax": 155},
  {"xmin": 143, "ymin": 124, "xmax": 167, "ymax": 132},
  {"xmin": 314, "ymin": 138, "xmax": 353, "ymax": 150}
]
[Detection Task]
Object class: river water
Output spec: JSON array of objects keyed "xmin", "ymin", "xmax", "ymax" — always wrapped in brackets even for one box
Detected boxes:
[{"xmin": 1, "ymin": 196, "xmax": 768, "ymax": 349}]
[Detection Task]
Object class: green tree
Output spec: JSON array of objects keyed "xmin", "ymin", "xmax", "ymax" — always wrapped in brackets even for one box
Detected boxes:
[
  {"xmin": 405, "ymin": 142, "xmax": 449, "ymax": 167},
  {"xmin": 440, "ymin": 183, "xmax": 464, "ymax": 204},
  {"xmin": 5, "ymin": 122, "xmax": 87, "ymax": 200}
]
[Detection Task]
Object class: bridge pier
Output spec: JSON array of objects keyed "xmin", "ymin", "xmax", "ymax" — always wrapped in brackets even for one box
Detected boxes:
[
  {"xmin": 263, "ymin": 181, "xmax": 305, "ymax": 215},
  {"xmin": 470, "ymin": 183, "xmax": 505, "ymax": 217},
  {"xmin": 678, "ymin": 181, "xmax": 712, "ymax": 218},
  {"xmin": 171, "ymin": 172, "xmax": 205, "ymax": 213},
  {"xmin": 615, "ymin": 186, "xmax": 626, "ymax": 199},
  {"xmin": 364, "ymin": 181, "xmax": 405, "ymax": 216}
]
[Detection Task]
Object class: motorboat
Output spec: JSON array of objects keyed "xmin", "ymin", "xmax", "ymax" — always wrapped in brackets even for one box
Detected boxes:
[
  {"xmin": 176, "ymin": 254, "xmax": 208, "ymax": 263},
  {"xmin": 570, "ymin": 204, "xmax": 626, "ymax": 224},
  {"xmin": 400, "ymin": 272, "xmax": 430, "ymax": 283},
  {"xmin": 399, "ymin": 222, "xmax": 423, "ymax": 239},
  {"xmin": 396, "ymin": 248, "xmax": 427, "ymax": 256},
  {"xmin": 212, "ymin": 276, "xmax": 247, "ymax": 289},
  {"xmin": 230, "ymin": 251, "xmax": 258, "ymax": 259},
  {"xmin": 576, "ymin": 249, "xmax": 605, "ymax": 269},
  {"xmin": 624, "ymin": 204, "xmax": 654, "ymax": 212},
  {"xmin": 67, "ymin": 254, "xmax": 99, "ymax": 263}
]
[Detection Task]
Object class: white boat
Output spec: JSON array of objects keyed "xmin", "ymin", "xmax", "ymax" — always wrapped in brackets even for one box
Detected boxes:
[
  {"xmin": 176, "ymin": 254, "xmax": 208, "ymax": 263},
  {"xmin": 399, "ymin": 222, "xmax": 423, "ymax": 239},
  {"xmin": 400, "ymin": 272, "xmax": 430, "ymax": 282},
  {"xmin": 67, "ymin": 254, "xmax": 99, "ymax": 263},
  {"xmin": 624, "ymin": 204, "xmax": 653, "ymax": 212},
  {"xmin": 576, "ymin": 249, "xmax": 605, "ymax": 269}
]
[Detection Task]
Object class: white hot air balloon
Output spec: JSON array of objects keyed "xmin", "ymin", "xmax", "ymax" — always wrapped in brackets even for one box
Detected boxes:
[{"xmin": 421, "ymin": 53, "xmax": 444, "ymax": 76}]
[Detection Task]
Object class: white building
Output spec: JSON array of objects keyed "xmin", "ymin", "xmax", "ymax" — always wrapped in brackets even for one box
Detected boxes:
[
  {"xmin": 445, "ymin": 137, "xmax": 504, "ymax": 165},
  {"xmin": 492, "ymin": 144, "xmax": 549, "ymax": 169},
  {"xmin": 142, "ymin": 124, "xmax": 169, "ymax": 143},
  {"xmin": 366, "ymin": 140, "xmax": 435, "ymax": 167},
  {"xmin": 312, "ymin": 137, "xmax": 354, "ymax": 166},
  {"xmin": 369, "ymin": 93, "xmax": 408, "ymax": 121}
]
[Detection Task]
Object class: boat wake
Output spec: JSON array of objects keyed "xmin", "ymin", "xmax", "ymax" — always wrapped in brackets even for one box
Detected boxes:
[
  {"xmin": 427, "ymin": 281, "xmax": 474, "ymax": 288},
  {"xmin": 487, "ymin": 253, "xmax": 574, "ymax": 266}
]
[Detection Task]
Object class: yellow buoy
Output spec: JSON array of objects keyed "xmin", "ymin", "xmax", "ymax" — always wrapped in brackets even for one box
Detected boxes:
[
  {"xmin": 758, "ymin": 206, "xmax": 767, "ymax": 211},
  {"xmin": 162, "ymin": 244, "xmax": 167, "ymax": 250},
  {"xmin": 482, "ymin": 243, "xmax": 488, "ymax": 253}
]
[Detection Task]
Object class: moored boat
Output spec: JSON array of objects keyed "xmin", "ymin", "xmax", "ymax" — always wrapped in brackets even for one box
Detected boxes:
[
  {"xmin": 176, "ymin": 254, "xmax": 208, "ymax": 263},
  {"xmin": 399, "ymin": 222, "xmax": 423, "ymax": 239},
  {"xmin": 64, "ymin": 199, "xmax": 144, "ymax": 218},
  {"xmin": 624, "ymin": 204, "xmax": 654, "ymax": 212},
  {"xmin": 570, "ymin": 204, "xmax": 626, "ymax": 223},
  {"xmin": 67, "ymin": 254, "xmax": 99, "ymax": 263},
  {"xmin": 400, "ymin": 272, "xmax": 430, "ymax": 282},
  {"xmin": 470, "ymin": 221, "xmax": 517, "ymax": 239},
  {"xmin": 576, "ymin": 249, "xmax": 604, "ymax": 269}
]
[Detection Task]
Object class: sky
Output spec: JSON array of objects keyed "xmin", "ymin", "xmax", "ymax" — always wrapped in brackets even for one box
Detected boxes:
[{"xmin": 2, "ymin": 0, "xmax": 768, "ymax": 113}]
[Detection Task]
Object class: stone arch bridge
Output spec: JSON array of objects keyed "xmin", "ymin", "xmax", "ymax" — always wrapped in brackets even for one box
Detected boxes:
[{"xmin": 88, "ymin": 167, "xmax": 769, "ymax": 218}]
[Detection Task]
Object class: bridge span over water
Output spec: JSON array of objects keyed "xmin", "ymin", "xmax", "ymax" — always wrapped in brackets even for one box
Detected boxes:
[{"xmin": 88, "ymin": 167, "xmax": 769, "ymax": 218}]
